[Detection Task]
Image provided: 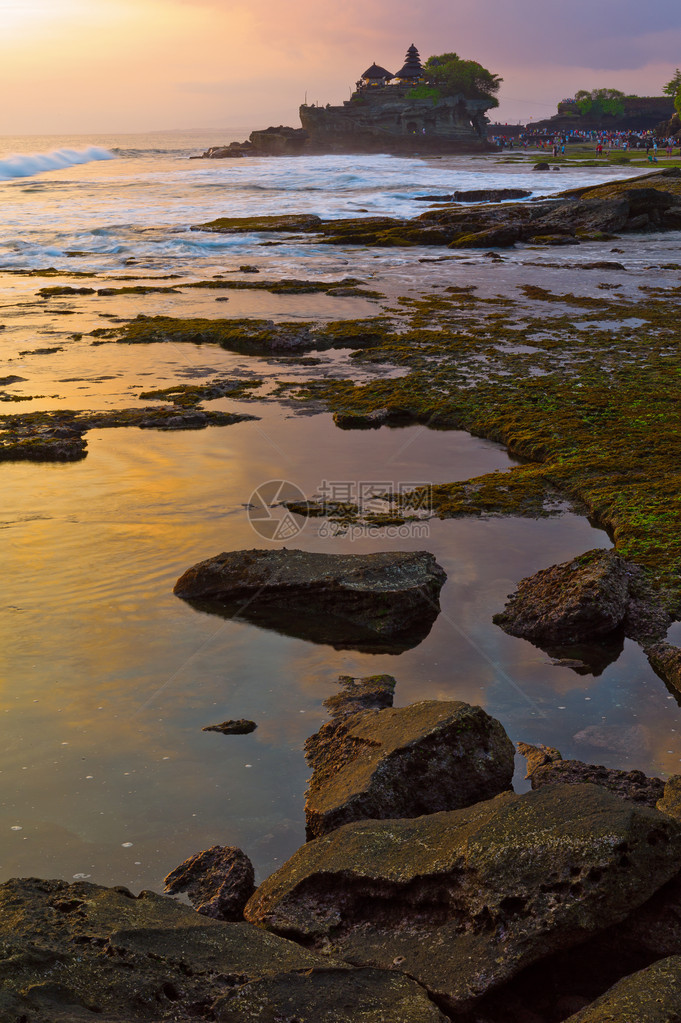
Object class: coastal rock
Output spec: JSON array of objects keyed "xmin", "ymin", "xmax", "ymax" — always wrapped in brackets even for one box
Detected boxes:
[
  {"xmin": 647, "ymin": 641, "xmax": 681, "ymax": 695},
  {"xmin": 192, "ymin": 213, "xmax": 323, "ymax": 233},
  {"xmin": 245, "ymin": 784, "xmax": 681, "ymax": 1014},
  {"xmin": 202, "ymin": 718, "xmax": 257, "ymax": 735},
  {"xmin": 173, "ymin": 549, "xmax": 446, "ymax": 653},
  {"xmin": 518, "ymin": 741, "xmax": 664, "ymax": 807},
  {"xmin": 448, "ymin": 224, "xmax": 521, "ymax": 248},
  {"xmin": 164, "ymin": 844, "xmax": 255, "ymax": 920},
  {"xmin": 493, "ymin": 548, "xmax": 630, "ymax": 645},
  {"xmin": 563, "ymin": 956, "xmax": 681, "ymax": 1022},
  {"xmin": 304, "ymin": 698, "xmax": 515, "ymax": 839},
  {"xmin": 0, "ymin": 877, "xmax": 445, "ymax": 1022}
]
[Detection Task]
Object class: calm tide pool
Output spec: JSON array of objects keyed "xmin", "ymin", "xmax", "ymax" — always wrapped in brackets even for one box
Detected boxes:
[{"xmin": 3, "ymin": 407, "xmax": 681, "ymax": 892}]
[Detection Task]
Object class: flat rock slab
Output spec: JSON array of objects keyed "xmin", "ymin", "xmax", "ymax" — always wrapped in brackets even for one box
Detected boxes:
[
  {"xmin": 305, "ymin": 699, "xmax": 515, "ymax": 839},
  {"xmin": 245, "ymin": 784, "xmax": 681, "ymax": 1014},
  {"xmin": 174, "ymin": 549, "xmax": 446, "ymax": 653},
  {"xmin": 494, "ymin": 548, "xmax": 631, "ymax": 645},
  {"xmin": 563, "ymin": 955, "xmax": 681, "ymax": 1022},
  {"xmin": 0, "ymin": 878, "xmax": 446, "ymax": 1022}
]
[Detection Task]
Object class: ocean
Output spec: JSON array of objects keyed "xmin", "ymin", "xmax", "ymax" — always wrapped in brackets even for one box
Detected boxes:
[{"xmin": 2, "ymin": 130, "xmax": 680, "ymax": 893}]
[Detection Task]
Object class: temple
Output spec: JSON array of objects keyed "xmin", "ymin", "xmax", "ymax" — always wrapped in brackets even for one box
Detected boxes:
[
  {"xmin": 298, "ymin": 45, "xmax": 495, "ymax": 153},
  {"xmin": 197, "ymin": 45, "xmax": 497, "ymax": 159}
]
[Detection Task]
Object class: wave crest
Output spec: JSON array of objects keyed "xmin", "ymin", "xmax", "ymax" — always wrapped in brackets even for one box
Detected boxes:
[{"xmin": 0, "ymin": 146, "xmax": 115, "ymax": 182}]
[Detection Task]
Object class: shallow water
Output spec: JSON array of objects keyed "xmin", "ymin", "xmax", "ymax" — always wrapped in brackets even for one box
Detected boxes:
[
  {"xmin": 3, "ymin": 409, "xmax": 681, "ymax": 892},
  {"xmin": 3, "ymin": 135, "xmax": 681, "ymax": 894}
]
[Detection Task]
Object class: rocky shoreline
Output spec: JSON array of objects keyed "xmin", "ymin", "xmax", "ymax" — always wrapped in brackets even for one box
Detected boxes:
[{"xmin": 7, "ymin": 673, "xmax": 681, "ymax": 1022}]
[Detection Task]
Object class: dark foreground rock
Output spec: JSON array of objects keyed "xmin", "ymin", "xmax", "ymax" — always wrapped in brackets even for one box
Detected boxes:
[
  {"xmin": 494, "ymin": 548, "xmax": 631, "ymax": 645},
  {"xmin": 563, "ymin": 956, "xmax": 681, "ymax": 1022},
  {"xmin": 164, "ymin": 845, "xmax": 255, "ymax": 920},
  {"xmin": 305, "ymin": 696, "xmax": 515, "ymax": 839},
  {"xmin": 0, "ymin": 877, "xmax": 446, "ymax": 1022},
  {"xmin": 518, "ymin": 740, "xmax": 665, "ymax": 807},
  {"xmin": 245, "ymin": 784, "xmax": 681, "ymax": 1014},
  {"xmin": 173, "ymin": 548, "xmax": 446, "ymax": 653}
]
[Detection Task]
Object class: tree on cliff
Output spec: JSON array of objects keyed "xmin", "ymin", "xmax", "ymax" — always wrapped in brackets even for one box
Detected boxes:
[
  {"xmin": 423, "ymin": 53, "xmax": 502, "ymax": 105},
  {"xmin": 663, "ymin": 69, "xmax": 681, "ymax": 115},
  {"xmin": 573, "ymin": 88, "xmax": 626, "ymax": 118}
]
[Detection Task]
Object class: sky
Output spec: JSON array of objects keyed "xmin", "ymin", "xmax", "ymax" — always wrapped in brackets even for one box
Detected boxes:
[{"xmin": 0, "ymin": 0, "xmax": 679, "ymax": 135}]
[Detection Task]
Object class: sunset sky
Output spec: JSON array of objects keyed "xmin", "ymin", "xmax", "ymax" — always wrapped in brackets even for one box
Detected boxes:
[{"xmin": 0, "ymin": 0, "xmax": 679, "ymax": 135}]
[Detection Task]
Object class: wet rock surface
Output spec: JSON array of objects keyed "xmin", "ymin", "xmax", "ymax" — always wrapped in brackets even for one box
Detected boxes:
[
  {"xmin": 163, "ymin": 845, "xmax": 256, "ymax": 920},
  {"xmin": 493, "ymin": 548, "xmax": 631, "ymax": 645},
  {"xmin": 0, "ymin": 877, "xmax": 446, "ymax": 1023},
  {"xmin": 173, "ymin": 548, "xmax": 446, "ymax": 653},
  {"xmin": 245, "ymin": 784, "xmax": 681, "ymax": 1014},
  {"xmin": 305, "ymin": 694, "xmax": 515, "ymax": 839}
]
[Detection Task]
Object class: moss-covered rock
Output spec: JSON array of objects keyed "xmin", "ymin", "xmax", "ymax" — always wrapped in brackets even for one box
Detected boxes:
[{"xmin": 245, "ymin": 784, "xmax": 681, "ymax": 1014}]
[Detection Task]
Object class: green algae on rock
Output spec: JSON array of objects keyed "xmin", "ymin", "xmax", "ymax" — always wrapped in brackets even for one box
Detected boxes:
[{"xmin": 138, "ymin": 378, "xmax": 262, "ymax": 407}]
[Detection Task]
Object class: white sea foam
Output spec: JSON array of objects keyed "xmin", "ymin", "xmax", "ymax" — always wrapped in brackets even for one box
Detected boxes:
[{"xmin": 0, "ymin": 146, "xmax": 115, "ymax": 181}]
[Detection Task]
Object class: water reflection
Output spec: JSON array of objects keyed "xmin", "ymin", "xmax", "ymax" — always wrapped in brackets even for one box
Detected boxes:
[{"xmin": 2, "ymin": 411, "xmax": 681, "ymax": 894}]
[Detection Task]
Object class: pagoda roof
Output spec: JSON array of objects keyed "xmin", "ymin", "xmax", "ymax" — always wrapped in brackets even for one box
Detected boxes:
[
  {"xmin": 362, "ymin": 63, "xmax": 393, "ymax": 80},
  {"xmin": 395, "ymin": 43, "xmax": 423, "ymax": 80}
]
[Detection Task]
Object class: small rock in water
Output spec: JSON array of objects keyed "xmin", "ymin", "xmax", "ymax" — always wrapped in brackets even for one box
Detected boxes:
[
  {"xmin": 202, "ymin": 718, "xmax": 257, "ymax": 735},
  {"xmin": 164, "ymin": 844, "xmax": 255, "ymax": 920}
]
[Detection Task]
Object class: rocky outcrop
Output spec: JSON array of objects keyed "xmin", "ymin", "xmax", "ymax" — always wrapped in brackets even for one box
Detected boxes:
[
  {"xmin": 245, "ymin": 784, "xmax": 681, "ymax": 1014},
  {"xmin": 494, "ymin": 548, "xmax": 631, "ymax": 645},
  {"xmin": 164, "ymin": 845, "xmax": 256, "ymax": 920},
  {"xmin": 562, "ymin": 956, "xmax": 681, "ymax": 1022},
  {"xmin": 304, "ymin": 693, "xmax": 515, "ymax": 838},
  {"xmin": 0, "ymin": 877, "xmax": 446, "ymax": 1022},
  {"xmin": 412, "ymin": 188, "xmax": 532, "ymax": 203},
  {"xmin": 517, "ymin": 741, "xmax": 665, "ymax": 806},
  {"xmin": 173, "ymin": 549, "xmax": 446, "ymax": 653}
]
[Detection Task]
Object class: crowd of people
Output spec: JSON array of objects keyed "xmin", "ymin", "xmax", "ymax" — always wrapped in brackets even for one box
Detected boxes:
[{"xmin": 490, "ymin": 127, "xmax": 680, "ymax": 158}]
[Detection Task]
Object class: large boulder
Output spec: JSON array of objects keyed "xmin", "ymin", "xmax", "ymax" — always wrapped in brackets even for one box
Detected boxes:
[
  {"xmin": 493, "ymin": 548, "xmax": 631, "ymax": 645},
  {"xmin": 0, "ymin": 877, "xmax": 446, "ymax": 1022},
  {"xmin": 174, "ymin": 549, "xmax": 446, "ymax": 653},
  {"xmin": 245, "ymin": 784, "xmax": 681, "ymax": 1014},
  {"xmin": 163, "ymin": 844, "xmax": 255, "ymax": 920},
  {"xmin": 305, "ymin": 696, "xmax": 515, "ymax": 839},
  {"xmin": 563, "ymin": 956, "xmax": 681, "ymax": 1022}
]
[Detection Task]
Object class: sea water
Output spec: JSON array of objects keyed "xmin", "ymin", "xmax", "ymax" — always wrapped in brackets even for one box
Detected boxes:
[{"xmin": 2, "ymin": 130, "xmax": 680, "ymax": 893}]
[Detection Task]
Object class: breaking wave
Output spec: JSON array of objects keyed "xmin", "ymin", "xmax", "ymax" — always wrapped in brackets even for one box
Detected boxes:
[{"xmin": 0, "ymin": 146, "xmax": 115, "ymax": 181}]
